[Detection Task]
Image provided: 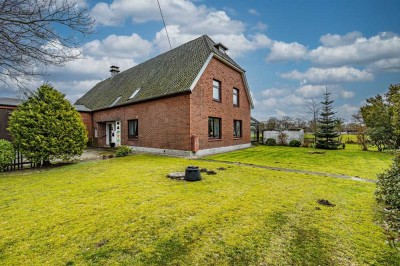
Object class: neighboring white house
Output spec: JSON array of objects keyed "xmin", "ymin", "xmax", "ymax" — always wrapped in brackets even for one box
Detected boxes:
[{"xmin": 263, "ymin": 129, "xmax": 305, "ymax": 144}]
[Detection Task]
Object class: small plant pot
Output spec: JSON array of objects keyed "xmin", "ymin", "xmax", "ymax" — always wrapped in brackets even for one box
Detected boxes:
[{"xmin": 110, "ymin": 142, "xmax": 115, "ymax": 148}]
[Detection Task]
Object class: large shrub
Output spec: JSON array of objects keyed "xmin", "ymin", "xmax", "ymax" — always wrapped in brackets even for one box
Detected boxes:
[
  {"xmin": 0, "ymin": 140, "xmax": 15, "ymax": 171},
  {"xmin": 289, "ymin": 139, "xmax": 301, "ymax": 147},
  {"xmin": 376, "ymin": 155, "xmax": 400, "ymax": 249},
  {"xmin": 265, "ymin": 138, "xmax": 276, "ymax": 146},
  {"xmin": 8, "ymin": 84, "xmax": 88, "ymax": 164},
  {"xmin": 116, "ymin": 145, "xmax": 132, "ymax": 157}
]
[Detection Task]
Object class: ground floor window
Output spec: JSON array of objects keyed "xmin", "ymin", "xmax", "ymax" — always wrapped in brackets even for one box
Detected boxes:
[
  {"xmin": 208, "ymin": 117, "xmax": 221, "ymax": 139},
  {"xmin": 233, "ymin": 120, "xmax": 242, "ymax": 138},
  {"xmin": 128, "ymin": 119, "xmax": 138, "ymax": 138}
]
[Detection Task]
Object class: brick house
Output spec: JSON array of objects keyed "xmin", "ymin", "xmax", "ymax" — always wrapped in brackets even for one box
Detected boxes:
[
  {"xmin": 0, "ymin": 97, "xmax": 91, "ymax": 142},
  {"xmin": 74, "ymin": 35, "xmax": 253, "ymax": 156},
  {"xmin": 0, "ymin": 98, "xmax": 22, "ymax": 141}
]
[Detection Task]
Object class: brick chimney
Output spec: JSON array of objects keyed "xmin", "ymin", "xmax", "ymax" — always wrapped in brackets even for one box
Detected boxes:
[{"xmin": 110, "ymin": 65, "xmax": 120, "ymax": 78}]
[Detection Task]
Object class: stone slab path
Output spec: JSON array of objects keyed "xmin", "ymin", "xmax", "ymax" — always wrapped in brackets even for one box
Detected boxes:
[{"xmin": 197, "ymin": 158, "xmax": 376, "ymax": 183}]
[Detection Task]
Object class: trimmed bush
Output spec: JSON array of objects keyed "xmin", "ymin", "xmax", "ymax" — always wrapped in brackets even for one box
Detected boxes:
[
  {"xmin": 116, "ymin": 145, "xmax": 131, "ymax": 157},
  {"xmin": 265, "ymin": 138, "xmax": 276, "ymax": 146},
  {"xmin": 289, "ymin": 139, "xmax": 301, "ymax": 147},
  {"xmin": 376, "ymin": 155, "xmax": 400, "ymax": 249},
  {"xmin": 8, "ymin": 84, "xmax": 87, "ymax": 164},
  {"xmin": 0, "ymin": 140, "xmax": 15, "ymax": 171}
]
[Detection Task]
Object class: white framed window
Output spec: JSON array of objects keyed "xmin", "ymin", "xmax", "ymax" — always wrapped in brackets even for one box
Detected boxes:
[
  {"xmin": 233, "ymin": 88, "xmax": 239, "ymax": 106},
  {"xmin": 233, "ymin": 120, "xmax": 242, "ymax": 138},
  {"xmin": 208, "ymin": 117, "xmax": 221, "ymax": 139},
  {"xmin": 128, "ymin": 119, "xmax": 138, "ymax": 138},
  {"xmin": 213, "ymin": 80, "xmax": 221, "ymax": 102}
]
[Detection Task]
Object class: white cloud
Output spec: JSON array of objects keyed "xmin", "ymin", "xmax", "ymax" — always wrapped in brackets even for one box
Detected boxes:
[
  {"xmin": 261, "ymin": 97, "xmax": 278, "ymax": 108},
  {"xmin": 309, "ymin": 32, "xmax": 400, "ymax": 66},
  {"xmin": 184, "ymin": 10, "xmax": 245, "ymax": 35},
  {"xmin": 248, "ymin": 8, "xmax": 260, "ymax": 16},
  {"xmin": 252, "ymin": 22, "xmax": 267, "ymax": 32},
  {"xmin": 339, "ymin": 90, "xmax": 354, "ymax": 99},
  {"xmin": 261, "ymin": 87, "xmax": 288, "ymax": 97},
  {"xmin": 91, "ymin": 0, "xmax": 209, "ymax": 26},
  {"xmin": 83, "ymin": 33, "xmax": 152, "ymax": 59},
  {"xmin": 266, "ymin": 41, "xmax": 307, "ymax": 62},
  {"xmin": 296, "ymin": 85, "xmax": 327, "ymax": 98},
  {"xmin": 337, "ymin": 104, "xmax": 359, "ymax": 120},
  {"xmin": 281, "ymin": 66, "xmax": 373, "ymax": 84},
  {"xmin": 91, "ymin": 0, "xmax": 271, "ymax": 59},
  {"xmin": 153, "ymin": 25, "xmax": 271, "ymax": 57},
  {"xmin": 48, "ymin": 55, "xmax": 136, "ymax": 81},
  {"xmin": 366, "ymin": 58, "xmax": 400, "ymax": 72},
  {"xmin": 319, "ymin": 31, "xmax": 363, "ymax": 47},
  {"xmin": 296, "ymin": 85, "xmax": 354, "ymax": 99},
  {"xmin": 260, "ymin": 94, "xmax": 303, "ymax": 109},
  {"xmin": 51, "ymin": 80, "xmax": 103, "ymax": 102}
]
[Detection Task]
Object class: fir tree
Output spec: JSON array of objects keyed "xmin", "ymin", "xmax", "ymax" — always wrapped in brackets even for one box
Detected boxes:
[{"xmin": 315, "ymin": 89, "xmax": 341, "ymax": 149}]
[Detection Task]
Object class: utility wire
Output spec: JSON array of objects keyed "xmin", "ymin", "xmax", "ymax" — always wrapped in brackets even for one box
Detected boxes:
[{"xmin": 156, "ymin": 0, "xmax": 172, "ymax": 50}]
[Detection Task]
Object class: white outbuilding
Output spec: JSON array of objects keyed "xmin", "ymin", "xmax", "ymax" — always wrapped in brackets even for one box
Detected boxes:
[{"xmin": 263, "ymin": 129, "xmax": 305, "ymax": 144}]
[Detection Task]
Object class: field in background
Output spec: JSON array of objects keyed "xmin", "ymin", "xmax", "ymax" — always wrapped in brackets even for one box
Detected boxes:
[{"xmin": 206, "ymin": 144, "xmax": 393, "ymax": 180}]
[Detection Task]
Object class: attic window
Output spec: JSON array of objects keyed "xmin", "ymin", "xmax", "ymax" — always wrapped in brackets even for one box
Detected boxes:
[
  {"xmin": 215, "ymin": 43, "xmax": 228, "ymax": 53},
  {"xmin": 129, "ymin": 88, "xmax": 141, "ymax": 99},
  {"xmin": 110, "ymin": 96, "xmax": 121, "ymax": 107}
]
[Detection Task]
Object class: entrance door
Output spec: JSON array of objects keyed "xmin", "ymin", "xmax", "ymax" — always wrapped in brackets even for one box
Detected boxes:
[
  {"xmin": 106, "ymin": 122, "xmax": 115, "ymax": 146},
  {"xmin": 108, "ymin": 123, "xmax": 113, "ymax": 145}
]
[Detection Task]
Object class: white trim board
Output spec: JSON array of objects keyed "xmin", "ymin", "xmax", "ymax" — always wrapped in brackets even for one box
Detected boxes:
[
  {"xmin": 194, "ymin": 143, "xmax": 251, "ymax": 157},
  {"xmin": 129, "ymin": 143, "xmax": 251, "ymax": 157},
  {"xmin": 189, "ymin": 53, "xmax": 213, "ymax": 91}
]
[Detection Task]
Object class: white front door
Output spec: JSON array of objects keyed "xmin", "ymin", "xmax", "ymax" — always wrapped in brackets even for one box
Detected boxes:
[{"xmin": 106, "ymin": 122, "xmax": 116, "ymax": 146}]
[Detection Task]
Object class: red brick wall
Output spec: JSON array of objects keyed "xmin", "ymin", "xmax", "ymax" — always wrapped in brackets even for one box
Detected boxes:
[
  {"xmin": 91, "ymin": 94, "xmax": 191, "ymax": 150},
  {"xmin": 79, "ymin": 112, "xmax": 93, "ymax": 141},
  {"xmin": 0, "ymin": 107, "xmax": 15, "ymax": 141},
  {"xmin": 79, "ymin": 57, "xmax": 251, "ymax": 152},
  {"xmin": 190, "ymin": 57, "xmax": 251, "ymax": 149}
]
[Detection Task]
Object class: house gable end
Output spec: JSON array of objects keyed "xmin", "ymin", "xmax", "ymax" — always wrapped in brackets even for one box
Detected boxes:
[{"xmin": 189, "ymin": 53, "xmax": 254, "ymax": 109}]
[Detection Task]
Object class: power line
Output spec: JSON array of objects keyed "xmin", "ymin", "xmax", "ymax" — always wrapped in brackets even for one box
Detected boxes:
[{"xmin": 156, "ymin": 0, "xmax": 172, "ymax": 50}]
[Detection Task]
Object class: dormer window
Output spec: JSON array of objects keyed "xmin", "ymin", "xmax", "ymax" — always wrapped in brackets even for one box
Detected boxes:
[
  {"xmin": 214, "ymin": 43, "xmax": 228, "ymax": 54},
  {"xmin": 110, "ymin": 96, "xmax": 121, "ymax": 107},
  {"xmin": 129, "ymin": 88, "xmax": 141, "ymax": 99}
]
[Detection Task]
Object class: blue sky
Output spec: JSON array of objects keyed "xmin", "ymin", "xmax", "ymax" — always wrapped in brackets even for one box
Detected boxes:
[{"xmin": 1, "ymin": 0, "xmax": 399, "ymax": 121}]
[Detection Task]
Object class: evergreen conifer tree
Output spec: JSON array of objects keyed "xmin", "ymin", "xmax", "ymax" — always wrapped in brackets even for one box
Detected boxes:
[
  {"xmin": 8, "ymin": 84, "xmax": 88, "ymax": 165},
  {"xmin": 315, "ymin": 89, "xmax": 341, "ymax": 149}
]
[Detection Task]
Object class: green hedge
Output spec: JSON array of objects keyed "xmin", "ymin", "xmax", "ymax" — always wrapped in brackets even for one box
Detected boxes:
[{"xmin": 0, "ymin": 140, "xmax": 15, "ymax": 171}]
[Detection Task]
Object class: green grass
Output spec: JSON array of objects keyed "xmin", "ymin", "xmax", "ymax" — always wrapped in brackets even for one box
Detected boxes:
[
  {"xmin": 305, "ymin": 134, "xmax": 358, "ymax": 143},
  {"xmin": 0, "ymin": 154, "xmax": 399, "ymax": 265},
  {"xmin": 207, "ymin": 144, "xmax": 393, "ymax": 180}
]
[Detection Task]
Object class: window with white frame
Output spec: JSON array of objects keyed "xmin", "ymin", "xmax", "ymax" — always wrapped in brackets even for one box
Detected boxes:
[
  {"xmin": 128, "ymin": 119, "xmax": 138, "ymax": 138},
  {"xmin": 213, "ymin": 80, "xmax": 221, "ymax": 102},
  {"xmin": 208, "ymin": 117, "xmax": 221, "ymax": 139},
  {"xmin": 233, "ymin": 120, "xmax": 242, "ymax": 138},
  {"xmin": 233, "ymin": 88, "xmax": 239, "ymax": 106}
]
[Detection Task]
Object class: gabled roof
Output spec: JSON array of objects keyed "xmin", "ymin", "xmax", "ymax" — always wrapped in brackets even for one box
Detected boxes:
[
  {"xmin": 0, "ymin": 97, "xmax": 22, "ymax": 107},
  {"xmin": 0, "ymin": 96, "xmax": 91, "ymax": 112},
  {"xmin": 74, "ymin": 104, "xmax": 91, "ymax": 112},
  {"xmin": 75, "ymin": 35, "xmax": 251, "ymax": 111},
  {"xmin": 251, "ymin": 117, "xmax": 260, "ymax": 125}
]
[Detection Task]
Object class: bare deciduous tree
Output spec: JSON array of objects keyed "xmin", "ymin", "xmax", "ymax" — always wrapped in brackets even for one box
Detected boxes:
[
  {"xmin": 352, "ymin": 111, "xmax": 368, "ymax": 151},
  {"xmin": 0, "ymin": 0, "xmax": 94, "ymax": 89},
  {"xmin": 305, "ymin": 98, "xmax": 320, "ymax": 143}
]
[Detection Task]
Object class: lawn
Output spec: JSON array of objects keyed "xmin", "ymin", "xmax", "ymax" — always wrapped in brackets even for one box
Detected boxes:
[
  {"xmin": 1, "ymin": 154, "xmax": 399, "ymax": 265},
  {"xmin": 207, "ymin": 144, "xmax": 394, "ymax": 180}
]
